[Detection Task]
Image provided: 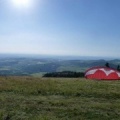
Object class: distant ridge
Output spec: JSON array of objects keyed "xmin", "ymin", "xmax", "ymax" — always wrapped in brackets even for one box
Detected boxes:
[{"xmin": 0, "ymin": 53, "xmax": 119, "ymax": 60}]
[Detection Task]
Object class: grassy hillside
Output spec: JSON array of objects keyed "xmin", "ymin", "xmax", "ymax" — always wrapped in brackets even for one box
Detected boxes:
[{"xmin": 0, "ymin": 76, "xmax": 120, "ymax": 120}]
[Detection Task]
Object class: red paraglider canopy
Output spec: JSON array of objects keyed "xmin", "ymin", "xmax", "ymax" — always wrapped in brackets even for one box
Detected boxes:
[{"xmin": 85, "ymin": 66, "xmax": 120, "ymax": 80}]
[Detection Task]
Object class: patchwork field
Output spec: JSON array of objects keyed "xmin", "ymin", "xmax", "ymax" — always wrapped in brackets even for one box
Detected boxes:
[
  {"xmin": 0, "ymin": 77, "xmax": 120, "ymax": 120},
  {"xmin": 0, "ymin": 57, "xmax": 119, "ymax": 76}
]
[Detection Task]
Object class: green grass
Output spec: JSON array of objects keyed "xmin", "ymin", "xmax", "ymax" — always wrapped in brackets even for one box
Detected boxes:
[
  {"xmin": 31, "ymin": 72, "xmax": 46, "ymax": 77},
  {"xmin": 0, "ymin": 77, "xmax": 120, "ymax": 120}
]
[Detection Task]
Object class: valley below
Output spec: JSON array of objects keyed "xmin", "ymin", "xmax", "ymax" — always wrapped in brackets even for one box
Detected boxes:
[{"xmin": 0, "ymin": 56, "xmax": 119, "ymax": 76}]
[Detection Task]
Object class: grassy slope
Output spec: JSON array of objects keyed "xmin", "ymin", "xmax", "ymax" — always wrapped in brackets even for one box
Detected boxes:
[{"xmin": 0, "ymin": 77, "xmax": 120, "ymax": 120}]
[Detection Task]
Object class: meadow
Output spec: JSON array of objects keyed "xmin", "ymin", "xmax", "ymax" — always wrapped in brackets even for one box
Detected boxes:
[{"xmin": 0, "ymin": 76, "xmax": 120, "ymax": 120}]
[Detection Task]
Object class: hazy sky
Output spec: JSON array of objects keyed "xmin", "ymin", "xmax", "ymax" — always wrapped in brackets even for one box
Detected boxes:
[{"xmin": 0, "ymin": 0, "xmax": 120, "ymax": 57}]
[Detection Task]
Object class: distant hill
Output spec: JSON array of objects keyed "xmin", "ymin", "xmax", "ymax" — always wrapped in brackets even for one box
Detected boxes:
[{"xmin": 0, "ymin": 56, "xmax": 119, "ymax": 76}]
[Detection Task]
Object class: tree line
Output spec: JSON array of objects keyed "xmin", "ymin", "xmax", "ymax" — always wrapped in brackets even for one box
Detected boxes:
[{"xmin": 43, "ymin": 71, "xmax": 84, "ymax": 78}]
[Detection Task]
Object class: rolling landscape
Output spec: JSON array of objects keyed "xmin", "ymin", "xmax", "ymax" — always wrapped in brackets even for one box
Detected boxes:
[
  {"xmin": 0, "ymin": 55, "xmax": 120, "ymax": 119},
  {"xmin": 0, "ymin": 55, "xmax": 119, "ymax": 76}
]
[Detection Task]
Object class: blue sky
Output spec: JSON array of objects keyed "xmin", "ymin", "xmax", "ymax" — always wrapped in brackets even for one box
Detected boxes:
[{"xmin": 0, "ymin": 0, "xmax": 120, "ymax": 57}]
